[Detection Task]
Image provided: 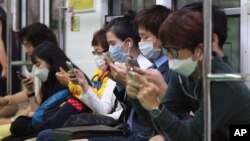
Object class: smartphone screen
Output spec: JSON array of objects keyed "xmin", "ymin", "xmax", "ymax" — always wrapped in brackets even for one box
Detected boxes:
[{"xmin": 16, "ymin": 71, "xmax": 27, "ymax": 79}]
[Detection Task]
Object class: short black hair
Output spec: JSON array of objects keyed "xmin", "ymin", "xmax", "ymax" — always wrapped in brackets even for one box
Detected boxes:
[
  {"xmin": 182, "ymin": 1, "xmax": 227, "ymax": 48},
  {"xmin": 91, "ymin": 28, "xmax": 109, "ymax": 51},
  {"xmin": 134, "ymin": 5, "xmax": 172, "ymax": 37},
  {"xmin": 18, "ymin": 22, "xmax": 58, "ymax": 47}
]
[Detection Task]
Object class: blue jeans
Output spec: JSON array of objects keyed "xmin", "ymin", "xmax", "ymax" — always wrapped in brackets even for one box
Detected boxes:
[{"xmin": 37, "ymin": 129, "xmax": 53, "ymax": 141}]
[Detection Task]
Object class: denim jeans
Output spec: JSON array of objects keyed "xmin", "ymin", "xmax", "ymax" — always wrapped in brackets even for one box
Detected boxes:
[{"xmin": 37, "ymin": 129, "xmax": 53, "ymax": 141}]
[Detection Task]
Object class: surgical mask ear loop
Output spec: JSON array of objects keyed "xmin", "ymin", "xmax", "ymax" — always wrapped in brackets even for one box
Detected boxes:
[
  {"xmin": 127, "ymin": 41, "xmax": 132, "ymax": 59},
  {"xmin": 192, "ymin": 48, "xmax": 203, "ymax": 80}
]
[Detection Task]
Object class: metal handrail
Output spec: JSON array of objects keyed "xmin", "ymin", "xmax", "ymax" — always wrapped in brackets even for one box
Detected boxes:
[
  {"xmin": 58, "ymin": 7, "xmax": 70, "ymax": 50},
  {"xmin": 11, "ymin": 61, "xmax": 32, "ymax": 66},
  {"xmin": 6, "ymin": 1, "xmax": 12, "ymax": 94},
  {"xmin": 203, "ymin": 1, "xmax": 212, "ymax": 141},
  {"xmin": 208, "ymin": 73, "xmax": 250, "ymax": 81}
]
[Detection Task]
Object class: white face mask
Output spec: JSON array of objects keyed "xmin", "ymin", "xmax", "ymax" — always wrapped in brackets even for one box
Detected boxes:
[
  {"xmin": 109, "ymin": 39, "xmax": 130, "ymax": 63},
  {"xmin": 94, "ymin": 54, "xmax": 107, "ymax": 71},
  {"xmin": 35, "ymin": 67, "xmax": 49, "ymax": 82},
  {"xmin": 139, "ymin": 41, "xmax": 161, "ymax": 60},
  {"xmin": 169, "ymin": 56, "xmax": 198, "ymax": 77}
]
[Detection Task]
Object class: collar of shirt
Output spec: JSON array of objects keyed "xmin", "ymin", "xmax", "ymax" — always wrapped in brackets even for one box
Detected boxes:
[
  {"xmin": 137, "ymin": 54, "xmax": 153, "ymax": 70},
  {"xmin": 154, "ymin": 55, "xmax": 168, "ymax": 68}
]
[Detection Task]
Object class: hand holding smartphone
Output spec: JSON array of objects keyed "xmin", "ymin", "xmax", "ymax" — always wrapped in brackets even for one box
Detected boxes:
[
  {"xmin": 127, "ymin": 58, "xmax": 139, "ymax": 69},
  {"xmin": 102, "ymin": 52, "xmax": 114, "ymax": 64},
  {"xmin": 128, "ymin": 71, "xmax": 140, "ymax": 83},
  {"xmin": 16, "ymin": 71, "xmax": 27, "ymax": 80},
  {"xmin": 66, "ymin": 61, "xmax": 79, "ymax": 84}
]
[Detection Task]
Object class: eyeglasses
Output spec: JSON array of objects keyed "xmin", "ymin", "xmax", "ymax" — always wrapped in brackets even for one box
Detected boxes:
[
  {"xmin": 161, "ymin": 45, "xmax": 184, "ymax": 58},
  {"xmin": 92, "ymin": 50, "xmax": 107, "ymax": 55}
]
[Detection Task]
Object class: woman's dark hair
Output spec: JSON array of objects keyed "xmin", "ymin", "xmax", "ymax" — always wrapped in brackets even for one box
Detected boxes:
[
  {"xmin": 105, "ymin": 10, "xmax": 140, "ymax": 46},
  {"xmin": 91, "ymin": 29, "xmax": 109, "ymax": 51},
  {"xmin": 18, "ymin": 22, "xmax": 58, "ymax": 47},
  {"xmin": 159, "ymin": 10, "xmax": 203, "ymax": 53},
  {"xmin": 134, "ymin": 5, "xmax": 172, "ymax": 37},
  {"xmin": 31, "ymin": 41, "xmax": 91, "ymax": 102}
]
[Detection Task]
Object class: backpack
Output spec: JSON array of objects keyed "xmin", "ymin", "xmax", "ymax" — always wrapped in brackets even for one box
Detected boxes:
[{"xmin": 32, "ymin": 89, "xmax": 70, "ymax": 131}]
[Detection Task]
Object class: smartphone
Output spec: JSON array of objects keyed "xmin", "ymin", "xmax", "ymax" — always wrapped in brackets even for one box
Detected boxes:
[
  {"xmin": 127, "ymin": 58, "xmax": 140, "ymax": 68},
  {"xmin": 102, "ymin": 52, "xmax": 114, "ymax": 64},
  {"xmin": 128, "ymin": 71, "xmax": 140, "ymax": 83},
  {"xmin": 66, "ymin": 61, "xmax": 79, "ymax": 84},
  {"xmin": 66, "ymin": 61, "xmax": 74, "ymax": 72},
  {"xmin": 16, "ymin": 71, "xmax": 27, "ymax": 79}
]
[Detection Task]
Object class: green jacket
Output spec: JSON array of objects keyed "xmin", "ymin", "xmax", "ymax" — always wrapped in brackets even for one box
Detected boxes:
[{"xmin": 129, "ymin": 56, "xmax": 250, "ymax": 141}]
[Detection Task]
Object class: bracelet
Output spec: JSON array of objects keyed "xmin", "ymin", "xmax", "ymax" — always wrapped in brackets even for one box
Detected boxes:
[{"xmin": 27, "ymin": 92, "xmax": 35, "ymax": 98}]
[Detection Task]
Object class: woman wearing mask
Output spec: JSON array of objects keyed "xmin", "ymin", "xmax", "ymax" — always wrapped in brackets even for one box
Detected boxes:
[
  {"xmin": 105, "ymin": 10, "xmax": 152, "ymax": 85},
  {"xmin": 0, "ymin": 23, "xmax": 60, "ymax": 140},
  {"xmin": 54, "ymin": 28, "xmax": 123, "ymax": 119},
  {"xmin": 2, "ymin": 41, "xmax": 83, "ymax": 140},
  {"xmin": 79, "ymin": 10, "xmax": 153, "ymax": 141},
  {"xmin": 36, "ymin": 29, "xmax": 123, "ymax": 141}
]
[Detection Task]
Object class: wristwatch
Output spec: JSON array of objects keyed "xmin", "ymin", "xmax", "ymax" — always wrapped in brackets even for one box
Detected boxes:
[
  {"xmin": 149, "ymin": 107, "xmax": 162, "ymax": 118},
  {"xmin": 27, "ymin": 92, "xmax": 35, "ymax": 98}
]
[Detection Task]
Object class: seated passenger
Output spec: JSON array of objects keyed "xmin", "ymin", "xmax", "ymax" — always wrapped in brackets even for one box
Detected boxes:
[
  {"xmin": 83, "ymin": 10, "xmax": 153, "ymax": 141},
  {"xmin": 2, "ymin": 41, "xmax": 72, "ymax": 140},
  {"xmin": 135, "ymin": 5, "xmax": 172, "ymax": 83},
  {"xmin": 55, "ymin": 28, "xmax": 123, "ymax": 119},
  {"xmin": 0, "ymin": 22, "xmax": 59, "ymax": 140},
  {"xmin": 126, "ymin": 9, "xmax": 250, "ymax": 141},
  {"xmin": 36, "ymin": 29, "xmax": 123, "ymax": 141},
  {"xmin": 181, "ymin": 1, "xmax": 229, "ymax": 64}
]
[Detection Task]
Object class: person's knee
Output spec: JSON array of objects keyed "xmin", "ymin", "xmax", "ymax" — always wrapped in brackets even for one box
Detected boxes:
[
  {"xmin": 0, "ymin": 105, "xmax": 18, "ymax": 118},
  {"xmin": 37, "ymin": 129, "xmax": 53, "ymax": 141},
  {"xmin": 149, "ymin": 135, "xmax": 166, "ymax": 141}
]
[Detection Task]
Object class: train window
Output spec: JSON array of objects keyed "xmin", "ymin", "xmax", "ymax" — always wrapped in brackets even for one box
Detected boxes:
[
  {"xmin": 108, "ymin": 0, "xmax": 156, "ymax": 15},
  {"xmin": 174, "ymin": 0, "xmax": 240, "ymax": 9},
  {"xmin": 213, "ymin": 0, "xmax": 240, "ymax": 8},
  {"xmin": 174, "ymin": 0, "xmax": 241, "ymax": 73},
  {"xmin": 224, "ymin": 16, "xmax": 240, "ymax": 72},
  {"xmin": 50, "ymin": 0, "xmax": 64, "ymax": 41},
  {"xmin": 27, "ymin": 0, "xmax": 40, "ymax": 24}
]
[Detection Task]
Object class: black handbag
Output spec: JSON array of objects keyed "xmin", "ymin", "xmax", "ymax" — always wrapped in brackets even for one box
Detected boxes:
[
  {"xmin": 53, "ymin": 113, "xmax": 131, "ymax": 140},
  {"xmin": 10, "ymin": 116, "xmax": 36, "ymax": 137},
  {"xmin": 62, "ymin": 113, "xmax": 119, "ymax": 127},
  {"xmin": 53, "ymin": 124, "xmax": 130, "ymax": 141}
]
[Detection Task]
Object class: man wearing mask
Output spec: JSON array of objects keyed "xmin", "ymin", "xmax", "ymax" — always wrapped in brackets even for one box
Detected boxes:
[{"xmin": 134, "ymin": 5, "xmax": 172, "ymax": 83}]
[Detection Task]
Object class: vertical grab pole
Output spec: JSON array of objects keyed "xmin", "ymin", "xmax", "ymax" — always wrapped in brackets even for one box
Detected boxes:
[
  {"xmin": 6, "ymin": 0, "xmax": 12, "ymax": 95},
  {"xmin": 58, "ymin": 7, "xmax": 67, "ymax": 50},
  {"xmin": 203, "ymin": 1, "xmax": 212, "ymax": 141}
]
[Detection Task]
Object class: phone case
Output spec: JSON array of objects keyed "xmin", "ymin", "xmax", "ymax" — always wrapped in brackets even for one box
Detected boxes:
[
  {"xmin": 128, "ymin": 71, "xmax": 140, "ymax": 83},
  {"xmin": 127, "ymin": 58, "xmax": 139, "ymax": 67},
  {"xmin": 66, "ymin": 61, "xmax": 74, "ymax": 71},
  {"xmin": 102, "ymin": 52, "xmax": 114, "ymax": 63},
  {"xmin": 16, "ymin": 71, "xmax": 27, "ymax": 79},
  {"xmin": 66, "ymin": 61, "xmax": 79, "ymax": 84}
]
